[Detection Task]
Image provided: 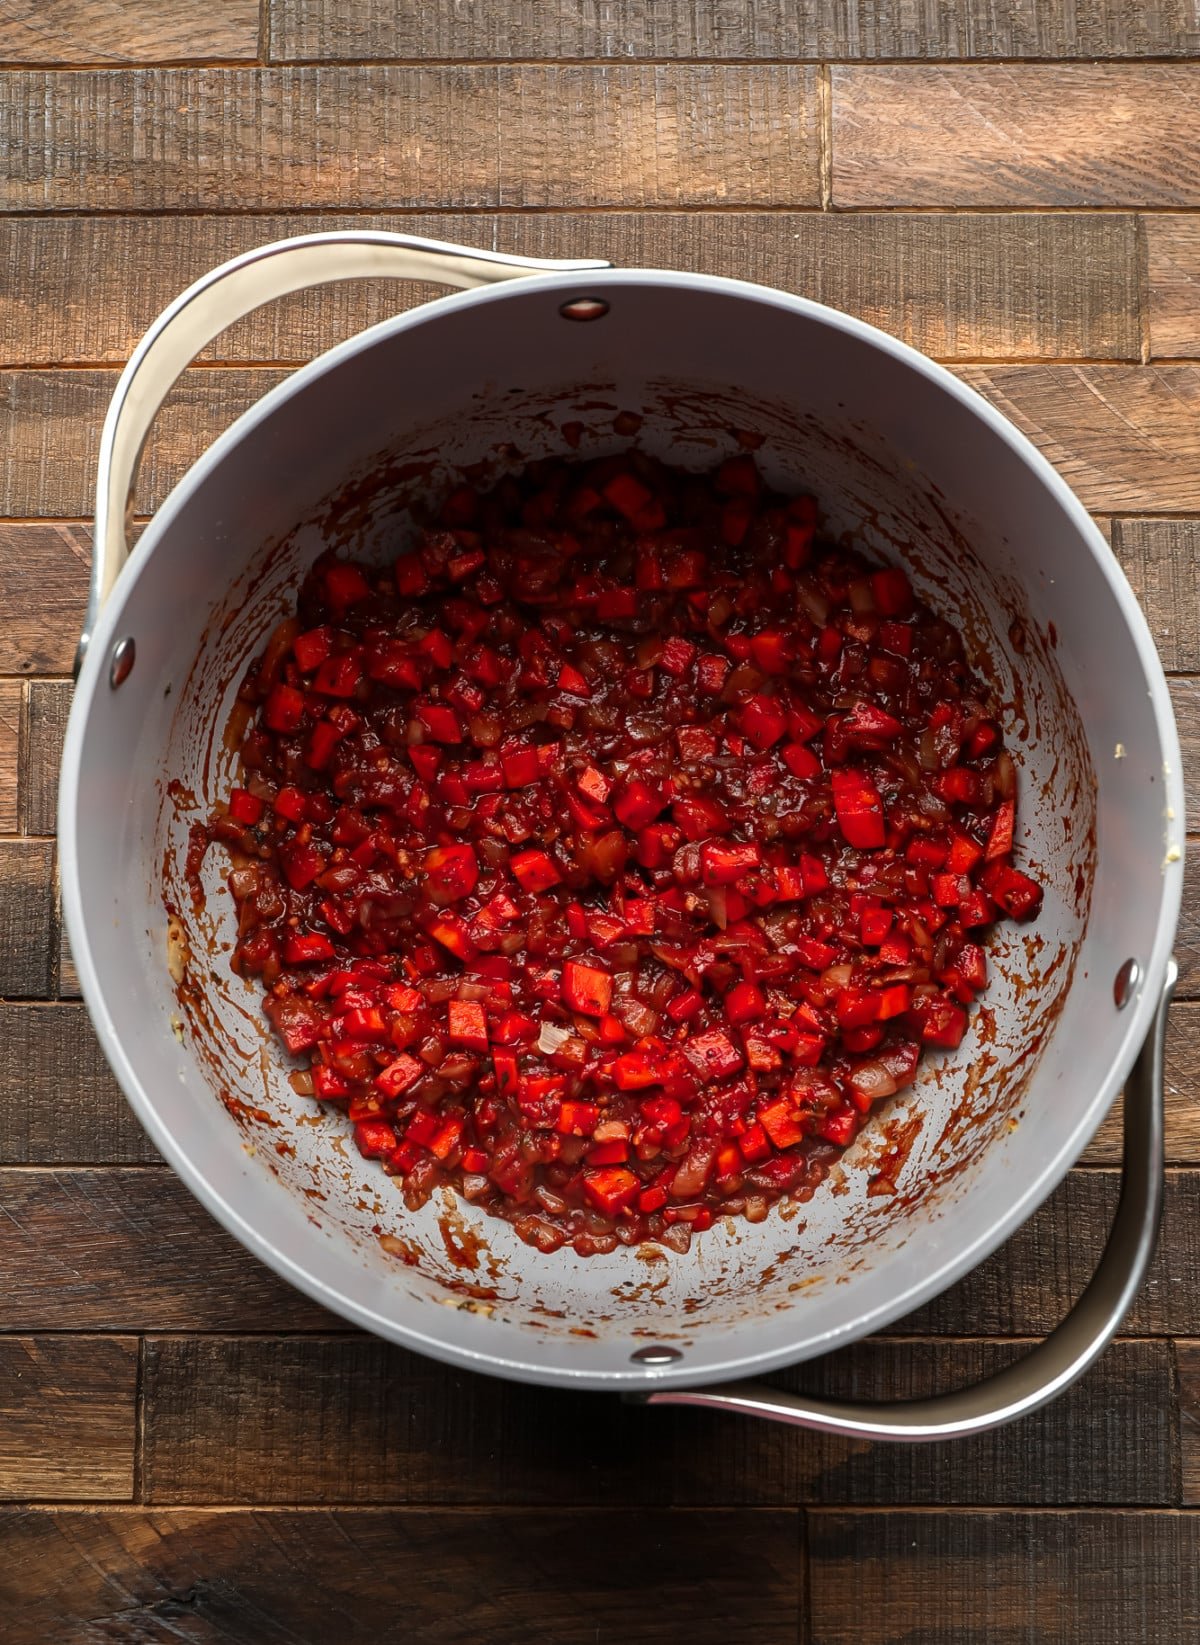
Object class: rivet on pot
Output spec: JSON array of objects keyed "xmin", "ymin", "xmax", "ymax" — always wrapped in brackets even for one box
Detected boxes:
[
  {"xmin": 630, "ymin": 1345, "xmax": 683, "ymax": 1366},
  {"xmin": 109, "ymin": 637, "xmax": 136, "ymax": 689},
  {"xmin": 559, "ymin": 297, "xmax": 610, "ymax": 322},
  {"xmin": 1114, "ymin": 957, "xmax": 1141, "ymax": 1009}
]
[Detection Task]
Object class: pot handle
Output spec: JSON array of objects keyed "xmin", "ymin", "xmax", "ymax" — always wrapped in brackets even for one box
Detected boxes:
[
  {"xmin": 78, "ymin": 231, "xmax": 613, "ymax": 674},
  {"xmin": 633, "ymin": 959, "xmax": 1175, "ymax": 1440}
]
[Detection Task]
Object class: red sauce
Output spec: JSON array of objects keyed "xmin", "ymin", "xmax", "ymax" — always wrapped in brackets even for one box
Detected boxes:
[{"xmin": 194, "ymin": 451, "xmax": 1042, "ymax": 1257}]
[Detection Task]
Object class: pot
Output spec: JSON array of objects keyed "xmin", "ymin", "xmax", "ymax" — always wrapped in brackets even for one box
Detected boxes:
[{"xmin": 60, "ymin": 232, "xmax": 1183, "ymax": 1440}]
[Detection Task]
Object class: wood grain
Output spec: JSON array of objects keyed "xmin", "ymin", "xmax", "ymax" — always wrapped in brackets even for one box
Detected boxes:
[
  {"xmin": 1, "ymin": 1165, "xmax": 1197, "ymax": 1335},
  {"xmin": 1178, "ymin": 1340, "xmax": 1200, "ymax": 1503},
  {"xmin": 0, "ymin": 1169, "xmax": 338, "ymax": 1331},
  {"xmin": 0, "ymin": 1005, "xmax": 157, "ymax": 1163},
  {"xmin": 0, "ymin": 369, "xmax": 285, "ymax": 517},
  {"xmin": 0, "ymin": 66, "xmax": 820, "ymax": 213},
  {"xmin": 1172, "ymin": 677, "xmax": 1200, "ymax": 819},
  {"xmin": 140, "ymin": 1335, "xmax": 1174, "ymax": 1507},
  {"xmin": 12, "ymin": 365, "xmax": 1200, "ymax": 519},
  {"xmin": 954, "ymin": 366, "xmax": 1200, "ymax": 514},
  {"xmin": 0, "ymin": 526, "xmax": 89, "ymax": 675},
  {"xmin": 0, "ymin": 680, "xmax": 19, "ymax": 833},
  {"xmin": 19, "ymin": 680, "xmax": 69, "ymax": 837},
  {"xmin": 832, "ymin": 66, "xmax": 1200, "ymax": 208},
  {"xmin": 269, "ymin": 0, "xmax": 1200, "ymax": 61},
  {"xmin": 0, "ymin": 211, "xmax": 1142, "ymax": 367},
  {"xmin": 809, "ymin": 1511, "xmax": 1200, "ymax": 1643},
  {"xmin": 0, "ymin": 1336, "xmax": 135, "ymax": 1501},
  {"xmin": 1174, "ymin": 840, "xmax": 1200, "ymax": 998},
  {"xmin": 0, "ymin": 1507, "xmax": 803, "ymax": 1645},
  {"xmin": 1085, "ymin": 1002, "xmax": 1200, "ymax": 1165},
  {"xmin": 0, "ymin": 1, "xmax": 260, "ymax": 63},
  {"xmin": 1111, "ymin": 518, "xmax": 1200, "ymax": 672},
  {"xmin": 909, "ymin": 1169, "xmax": 1200, "ymax": 1337},
  {"xmin": 0, "ymin": 840, "xmax": 54, "ymax": 996},
  {"xmin": 1146, "ymin": 217, "xmax": 1200, "ymax": 359},
  {"xmin": 56, "ymin": 907, "xmax": 79, "ymax": 1000}
]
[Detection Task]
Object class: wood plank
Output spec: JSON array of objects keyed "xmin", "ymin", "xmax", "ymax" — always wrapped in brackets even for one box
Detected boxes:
[
  {"xmin": 1178, "ymin": 1340, "xmax": 1200, "ymax": 1503},
  {"xmin": 2, "ymin": 1166, "xmax": 1198, "ymax": 1336},
  {"xmin": 909, "ymin": 1169, "xmax": 1200, "ymax": 1338},
  {"xmin": 0, "ymin": 368, "xmax": 285, "ymax": 517},
  {"xmin": 1172, "ymin": 677, "xmax": 1200, "ymax": 821},
  {"xmin": 1145, "ymin": 217, "xmax": 1200, "ymax": 360},
  {"xmin": 0, "ymin": 1507, "xmax": 802, "ymax": 1645},
  {"xmin": 1175, "ymin": 840, "xmax": 1200, "ymax": 999},
  {"xmin": 12, "ymin": 364, "xmax": 1200, "ymax": 519},
  {"xmin": 19, "ymin": 680, "xmax": 69, "ymax": 837},
  {"xmin": 269, "ymin": 0, "xmax": 1200, "ymax": 61},
  {"xmin": 0, "ymin": 1337, "xmax": 135, "ymax": 1501},
  {"xmin": 0, "ymin": 840, "xmax": 54, "ymax": 996},
  {"xmin": 809, "ymin": 1511, "xmax": 1200, "ymax": 1644},
  {"xmin": 0, "ymin": 680, "xmax": 19, "ymax": 833},
  {"xmin": 832, "ymin": 66, "xmax": 1200, "ymax": 209},
  {"xmin": 0, "ymin": 1004, "xmax": 158, "ymax": 1164},
  {"xmin": 0, "ymin": 212, "xmax": 1142, "ymax": 367},
  {"xmin": 0, "ymin": 1, "xmax": 260, "ymax": 63},
  {"xmin": 56, "ymin": 907, "xmax": 79, "ymax": 1000},
  {"xmin": 0, "ymin": 66, "xmax": 820, "ymax": 213},
  {"xmin": 0, "ymin": 1169, "xmax": 339, "ymax": 1331},
  {"xmin": 954, "ymin": 366, "xmax": 1200, "ymax": 514},
  {"xmin": 1084, "ymin": 1002, "xmax": 1200, "ymax": 1166},
  {"xmin": 0, "ymin": 525, "xmax": 89, "ymax": 675},
  {"xmin": 1111, "ymin": 518, "xmax": 1200, "ymax": 673},
  {"xmin": 140, "ymin": 1335, "xmax": 1174, "ymax": 1507}
]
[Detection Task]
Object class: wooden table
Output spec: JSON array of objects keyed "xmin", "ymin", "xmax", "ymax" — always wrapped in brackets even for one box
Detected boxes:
[{"xmin": 2, "ymin": 3, "xmax": 1200, "ymax": 1640}]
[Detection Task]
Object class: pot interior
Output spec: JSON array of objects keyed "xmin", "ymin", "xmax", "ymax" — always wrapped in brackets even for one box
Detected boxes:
[{"xmin": 68, "ymin": 275, "xmax": 1176, "ymax": 1386}]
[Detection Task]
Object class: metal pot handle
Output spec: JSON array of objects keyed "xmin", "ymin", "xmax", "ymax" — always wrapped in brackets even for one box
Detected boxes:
[
  {"xmin": 78, "ymin": 230, "xmax": 612, "ymax": 673},
  {"xmin": 633, "ymin": 960, "xmax": 1175, "ymax": 1440}
]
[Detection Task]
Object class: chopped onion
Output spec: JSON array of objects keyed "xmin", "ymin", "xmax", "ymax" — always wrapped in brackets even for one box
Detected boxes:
[
  {"xmin": 537, "ymin": 1021, "xmax": 572, "ymax": 1055},
  {"xmin": 849, "ymin": 1059, "xmax": 899, "ymax": 1101}
]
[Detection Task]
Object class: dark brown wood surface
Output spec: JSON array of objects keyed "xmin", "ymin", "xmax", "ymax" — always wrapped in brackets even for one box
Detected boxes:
[{"xmin": 1, "ymin": 5, "xmax": 1198, "ymax": 1642}]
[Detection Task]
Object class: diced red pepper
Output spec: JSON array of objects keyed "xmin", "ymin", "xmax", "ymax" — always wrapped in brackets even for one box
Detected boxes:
[
  {"xmin": 739, "ymin": 694, "xmax": 789, "ymax": 750},
  {"xmin": 613, "ymin": 779, "xmax": 666, "ymax": 830},
  {"xmin": 832, "ymin": 767, "xmax": 886, "ymax": 849},
  {"xmin": 228, "ymin": 787, "xmax": 264, "ymax": 826},
  {"xmin": 782, "ymin": 742, "xmax": 821, "ymax": 780},
  {"xmin": 603, "ymin": 472, "xmax": 666, "ymax": 531},
  {"xmin": 986, "ymin": 799, "xmax": 1015, "ymax": 862},
  {"xmin": 980, "ymin": 861, "xmax": 1043, "ymax": 920},
  {"xmin": 700, "ymin": 840, "xmax": 761, "ymax": 885},
  {"xmin": 424, "ymin": 843, "xmax": 479, "ymax": 904},
  {"xmin": 501, "ymin": 745, "xmax": 540, "ymax": 788},
  {"xmin": 447, "ymin": 1000, "xmax": 488, "ymax": 1051},
  {"xmin": 354, "ymin": 1120, "xmax": 398, "ymax": 1158},
  {"xmin": 293, "ymin": 626, "xmax": 334, "ymax": 673},
  {"xmin": 681, "ymin": 1029, "xmax": 743, "ymax": 1081},
  {"xmin": 312, "ymin": 651, "xmax": 364, "ymax": 699},
  {"xmin": 416, "ymin": 703, "xmax": 462, "ymax": 743},
  {"xmin": 562, "ymin": 960, "xmax": 613, "ymax": 1017},
  {"xmin": 376, "ymin": 1054, "xmax": 423, "ymax": 1098},
  {"xmin": 757, "ymin": 1097, "xmax": 807, "ymax": 1151},
  {"xmin": 265, "ymin": 683, "xmax": 306, "ymax": 733},
  {"xmin": 582, "ymin": 1166, "xmax": 640, "ymax": 1216},
  {"xmin": 321, "ymin": 562, "xmax": 371, "ymax": 612},
  {"xmin": 510, "ymin": 849, "xmax": 562, "ymax": 893},
  {"xmin": 557, "ymin": 1101, "xmax": 599, "ymax": 1137}
]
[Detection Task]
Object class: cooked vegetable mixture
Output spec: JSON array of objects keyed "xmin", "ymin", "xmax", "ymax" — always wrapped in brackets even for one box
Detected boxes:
[{"xmin": 192, "ymin": 451, "xmax": 1042, "ymax": 1256}]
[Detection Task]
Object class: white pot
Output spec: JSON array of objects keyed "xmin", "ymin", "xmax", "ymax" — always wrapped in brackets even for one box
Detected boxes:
[{"xmin": 59, "ymin": 234, "xmax": 1182, "ymax": 1438}]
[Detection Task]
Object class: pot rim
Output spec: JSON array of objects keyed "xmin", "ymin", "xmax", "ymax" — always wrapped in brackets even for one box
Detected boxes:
[{"xmin": 59, "ymin": 266, "xmax": 1185, "ymax": 1388}]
